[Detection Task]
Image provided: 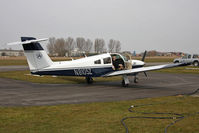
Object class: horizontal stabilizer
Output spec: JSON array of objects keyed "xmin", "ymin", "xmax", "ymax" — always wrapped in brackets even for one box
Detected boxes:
[{"xmin": 7, "ymin": 38, "xmax": 48, "ymax": 46}]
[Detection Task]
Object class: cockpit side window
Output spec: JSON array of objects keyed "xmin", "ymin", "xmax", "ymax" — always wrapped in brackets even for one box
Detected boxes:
[
  {"xmin": 94, "ymin": 59, "xmax": 101, "ymax": 64},
  {"xmin": 111, "ymin": 54, "xmax": 126, "ymax": 70},
  {"xmin": 103, "ymin": 57, "xmax": 111, "ymax": 64}
]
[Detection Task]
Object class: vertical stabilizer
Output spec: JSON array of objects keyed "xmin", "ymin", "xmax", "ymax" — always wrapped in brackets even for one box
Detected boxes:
[{"xmin": 21, "ymin": 37, "xmax": 53, "ymax": 71}]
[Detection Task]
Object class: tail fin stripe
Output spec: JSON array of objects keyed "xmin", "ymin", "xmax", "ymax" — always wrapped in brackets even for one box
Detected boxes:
[
  {"xmin": 21, "ymin": 37, "xmax": 44, "ymax": 51},
  {"xmin": 22, "ymin": 43, "xmax": 44, "ymax": 50}
]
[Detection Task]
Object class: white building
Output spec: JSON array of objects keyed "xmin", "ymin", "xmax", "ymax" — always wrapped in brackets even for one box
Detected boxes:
[{"xmin": 0, "ymin": 49, "xmax": 24, "ymax": 56}]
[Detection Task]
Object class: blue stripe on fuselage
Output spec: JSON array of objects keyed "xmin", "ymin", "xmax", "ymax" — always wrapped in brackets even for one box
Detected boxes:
[
  {"xmin": 31, "ymin": 67, "xmax": 114, "ymax": 77},
  {"xmin": 31, "ymin": 65, "xmax": 144, "ymax": 77}
]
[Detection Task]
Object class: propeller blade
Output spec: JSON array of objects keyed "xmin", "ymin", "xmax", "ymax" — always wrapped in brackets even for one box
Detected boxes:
[{"xmin": 141, "ymin": 50, "xmax": 147, "ymax": 61}]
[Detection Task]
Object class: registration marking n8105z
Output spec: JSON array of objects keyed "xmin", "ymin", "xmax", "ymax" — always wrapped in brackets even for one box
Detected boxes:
[{"xmin": 74, "ymin": 68, "xmax": 92, "ymax": 76}]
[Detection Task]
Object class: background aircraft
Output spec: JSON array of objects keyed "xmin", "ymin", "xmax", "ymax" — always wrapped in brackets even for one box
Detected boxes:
[{"xmin": 8, "ymin": 37, "xmax": 190, "ymax": 87}]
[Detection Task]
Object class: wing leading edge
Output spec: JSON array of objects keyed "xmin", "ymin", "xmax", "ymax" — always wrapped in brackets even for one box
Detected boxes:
[{"xmin": 103, "ymin": 62, "xmax": 190, "ymax": 77}]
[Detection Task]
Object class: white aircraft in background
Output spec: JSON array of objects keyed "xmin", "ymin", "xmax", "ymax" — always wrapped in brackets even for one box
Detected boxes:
[{"xmin": 8, "ymin": 37, "xmax": 190, "ymax": 87}]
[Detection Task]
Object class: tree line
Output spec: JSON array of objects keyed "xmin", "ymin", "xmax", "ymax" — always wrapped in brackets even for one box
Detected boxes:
[{"xmin": 47, "ymin": 37, "xmax": 121, "ymax": 56}]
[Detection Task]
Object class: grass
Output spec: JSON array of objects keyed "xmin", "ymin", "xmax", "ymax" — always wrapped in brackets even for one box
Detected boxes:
[
  {"xmin": 0, "ymin": 59, "xmax": 28, "ymax": 66},
  {"xmin": 133, "ymin": 57, "xmax": 175, "ymax": 63},
  {"xmin": 0, "ymin": 96, "xmax": 199, "ymax": 133},
  {"xmin": 0, "ymin": 71, "xmax": 122, "ymax": 84},
  {"xmin": 0, "ymin": 57, "xmax": 74, "ymax": 66},
  {"xmin": 155, "ymin": 66, "xmax": 199, "ymax": 74}
]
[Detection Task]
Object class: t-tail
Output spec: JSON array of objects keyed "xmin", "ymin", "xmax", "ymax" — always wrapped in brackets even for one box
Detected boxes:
[{"xmin": 8, "ymin": 37, "xmax": 53, "ymax": 72}]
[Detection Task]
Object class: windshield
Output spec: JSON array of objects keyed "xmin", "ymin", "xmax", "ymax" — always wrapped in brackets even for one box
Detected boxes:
[
  {"xmin": 121, "ymin": 55, "xmax": 128, "ymax": 61},
  {"xmin": 111, "ymin": 53, "xmax": 128, "ymax": 61},
  {"xmin": 121, "ymin": 53, "xmax": 131, "ymax": 61}
]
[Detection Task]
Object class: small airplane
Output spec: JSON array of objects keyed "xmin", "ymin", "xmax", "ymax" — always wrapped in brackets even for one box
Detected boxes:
[{"xmin": 7, "ymin": 37, "xmax": 190, "ymax": 87}]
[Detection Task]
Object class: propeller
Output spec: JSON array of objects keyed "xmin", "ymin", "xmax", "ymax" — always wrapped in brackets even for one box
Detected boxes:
[
  {"xmin": 141, "ymin": 50, "xmax": 147, "ymax": 61},
  {"xmin": 142, "ymin": 50, "xmax": 147, "ymax": 77}
]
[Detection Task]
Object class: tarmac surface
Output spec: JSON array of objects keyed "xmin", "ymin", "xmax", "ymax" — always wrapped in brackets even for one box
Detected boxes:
[
  {"xmin": 0, "ymin": 65, "xmax": 28, "ymax": 72},
  {"xmin": 0, "ymin": 72, "xmax": 198, "ymax": 106}
]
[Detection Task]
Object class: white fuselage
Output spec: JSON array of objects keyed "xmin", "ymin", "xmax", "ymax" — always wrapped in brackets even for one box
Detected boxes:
[{"xmin": 31, "ymin": 53, "xmax": 145, "ymax": 77}]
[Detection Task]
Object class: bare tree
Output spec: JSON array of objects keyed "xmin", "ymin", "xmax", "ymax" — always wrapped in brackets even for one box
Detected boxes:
[
  {"xmin": 115, "ymin": 40, "xmax": 121, "ymax": 53},
  {"xmin": 47, "ymin": 36, "xmax": 118, "ymax": 56},
  {"xmin": 94, "ymin": 38, "xmax": 106, "ymax": 53},
  {"xmin": 65, "ymin": 37, "xmax": 75, "ymax": 56},
  {"xmin": 47, "ymin": 37, "xmax": 56, "ymax": 55},
  {"xmin": 102, "ymin": 40, "xmax": 107, "ymax": 53},
  {"xmin": 94, "ymin": 39, "xmax": 100, "ymax": 53},
  {"xmin": 54, "ymin": 38, "xmax": 66, "ymax": 56},
  {"xmin": 84, "ymin": 39, "xmax": 93, "ymax": 54},
  {"xmin": 76, "ymin": 37, "xmax": 86, "ymax": 53},
  {"xmin": 108, "ymin": 39, "xmax": 115, "ymax": 53}
]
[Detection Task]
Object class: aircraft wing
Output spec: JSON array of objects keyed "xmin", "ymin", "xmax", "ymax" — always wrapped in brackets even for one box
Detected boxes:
[{"xmin": 103, "ymin": 62, "xmax": 190, "ymax": 77}]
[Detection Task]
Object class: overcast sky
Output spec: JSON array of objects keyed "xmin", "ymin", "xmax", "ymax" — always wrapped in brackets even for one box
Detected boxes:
[{"xmin": 0, "ymin": 0, "xmax": 199, "ymax": 54}]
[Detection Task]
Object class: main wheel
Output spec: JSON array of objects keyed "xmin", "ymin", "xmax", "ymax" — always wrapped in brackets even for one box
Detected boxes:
[
  {"xmin": 122, "ymin": 80, "xmax": 129, "ymax": 87},
  {"xmin": 193, "ymin": 61, "xmax": 199, "ymax": 67},
  {"xmin": 134, "ymin": 77, "xmax": 138, "ymax": 83},
  {"xmin": 86, "ymin": 77, "xmax": 93, "ymax": 84}
]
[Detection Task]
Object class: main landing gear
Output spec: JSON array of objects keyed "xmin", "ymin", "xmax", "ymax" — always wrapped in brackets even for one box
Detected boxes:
[
  {"xmin": 85, "ymin": 77, "xmax": 93, "ymax": 84},
  {"xmin": 122, "ymin": 75, "xmax": 139, "ymax": 87},
  {"xmin": 134, "ymin": 76, "xmax": 139, "ymax": 83},
  {"xmin": 122, "ymin": 75, "xmax": 130, "ymax": 87}
]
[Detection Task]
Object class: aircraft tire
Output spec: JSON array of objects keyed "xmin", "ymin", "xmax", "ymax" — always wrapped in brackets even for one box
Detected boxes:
[
  {"xmin": 122, "ymin": 80, "xmax": 129, "ymax": 87},
  {"xmin": 134, "ymin": 77, "xmax": 138, "ymax": 83}
]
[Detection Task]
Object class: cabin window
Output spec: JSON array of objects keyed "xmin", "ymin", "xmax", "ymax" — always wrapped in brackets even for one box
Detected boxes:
[
  {"xmin": 103, "ymin": 57, "xmax": 111, "ymax": 64},
  {"xmin": 94, "ymin": 59, "xmax": 101, "ymax": 64}
]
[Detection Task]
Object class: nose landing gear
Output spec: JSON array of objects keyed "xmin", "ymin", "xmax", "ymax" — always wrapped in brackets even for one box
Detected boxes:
[{"xmin": 122, "ymin": 75, "xmax": 130, "ymax": 87}]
